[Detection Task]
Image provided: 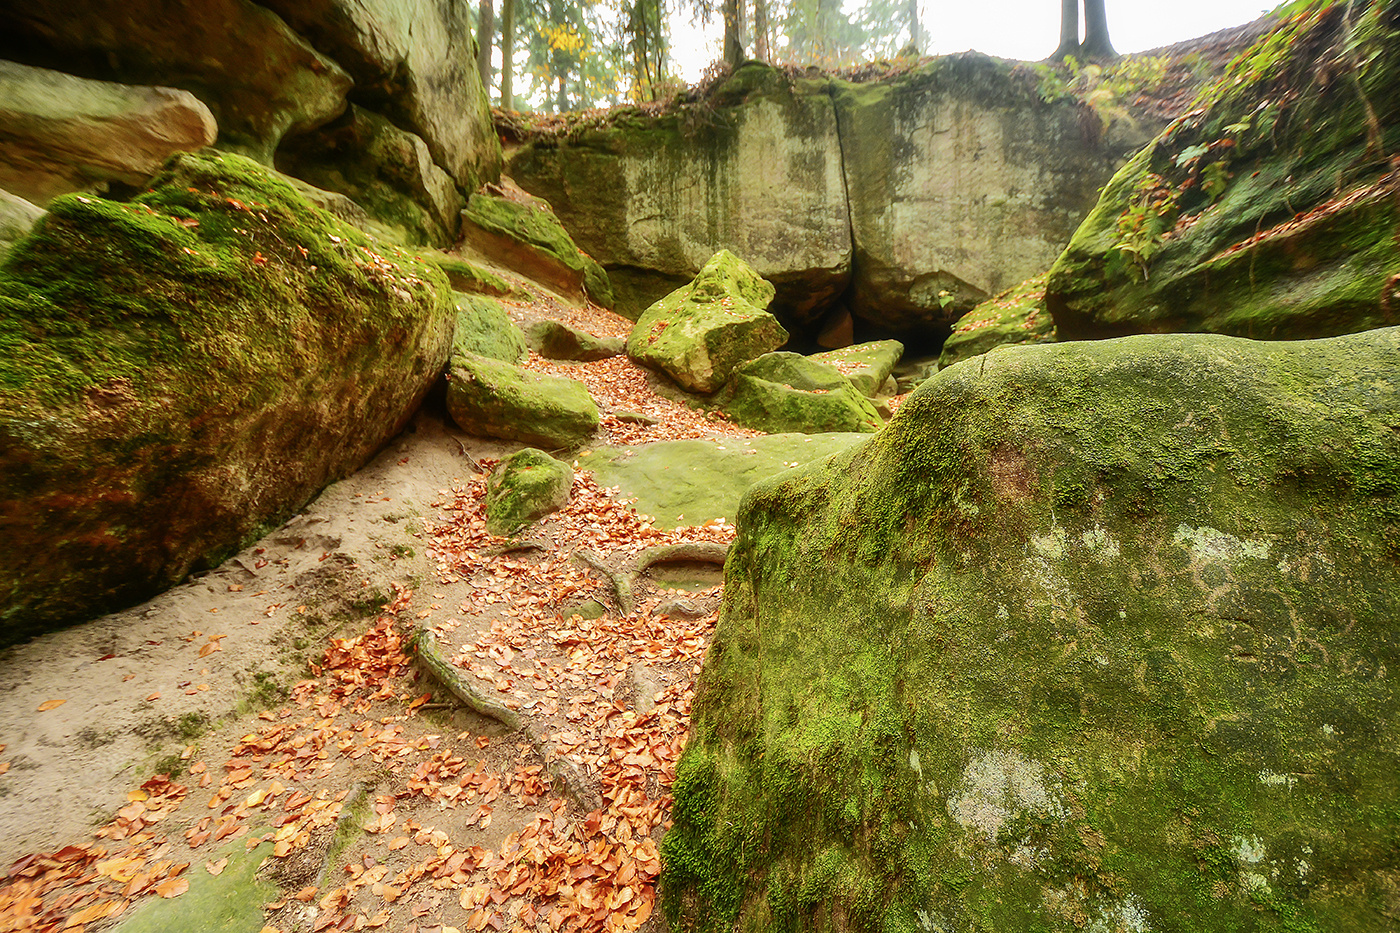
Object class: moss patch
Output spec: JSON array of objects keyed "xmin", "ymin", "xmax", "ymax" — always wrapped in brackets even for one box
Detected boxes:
[
  {"xmin": 716, "ymin": 352, "xmax": 883, "ymax": 435},
  {"xmin": 485, "ymin": 448, "xmax": 573, "ymax": 535},
  {"xmin": 446, "ymin": 351, "xmax": 599, "ymax": 449},
  {"xmin": 939, "ymin": 272, "xmax": 1056, "ymax": 368},
  {"xmin": 453, "ymin": 295, "xmax": 528, "ymax": 363}
]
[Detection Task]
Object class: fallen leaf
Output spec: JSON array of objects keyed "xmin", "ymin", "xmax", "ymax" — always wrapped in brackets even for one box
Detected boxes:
[
  {"xmin": 206, "ymin": 858, "xmax": 229, "ymax": 875},
  {"xmin": 146, "ymin": 692, "xmax": 161, "ymax": 701},
  {"xmin": 36, "ymin": 699, "xmax": 66, "ymax": 712},
  {"xmin": 154, "ymin": 877, "xmax": 189, "ymax": 898}
]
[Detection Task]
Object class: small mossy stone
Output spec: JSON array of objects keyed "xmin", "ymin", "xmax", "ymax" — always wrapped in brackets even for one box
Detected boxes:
[
  {"xmin": 809, "ymin": 339, "xmax": 905, "ymax": 396},
  {"xmin": 446, "ymin": 351, "xmax": 599, "ymax": 449},
  {"xmin": 459, "ymin": 193, "xmax": 594, "ymax": 300},
  {"xmin": 717, "ymin": 351, "xmax": 883, "ymax": 434},
  {"xmin": 453, "ymin": 295, "xmax": 527, "ymax": 363},
  {"xmin": 427, "ymin": 254, "xmax": 519, "ymax": 297},
  {"xmin": 485, "ymin": 448, "xmax": 573, "ymax": 536},
  {"xmin": 939, "ymin": 272, "xmax": 1055, "ymax": 369},
  {"xmin": 626, "ymin": 250, "xmax": 786, "ymax": 393},
  {"xmin": 524, "ymin": 319, "xmax": 623, "ymax": 361}
]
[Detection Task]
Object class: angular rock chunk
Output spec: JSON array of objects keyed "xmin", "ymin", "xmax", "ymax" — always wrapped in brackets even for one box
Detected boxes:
[
  {"xmin": 524, "ymin": 320, "xmax": 624, "ymax": 362},
  {"xmin": 665, "ymin": 325, "xmax": 1400, "ymax": 929},
  {"xmin": 0, "ymin": 151, "xmax": 454, "ymax": 638},
  {"xmin": 0, "ymin": 0, "xmax": 350, "ymax": 163},
  {"xmin": 276, "ymin": 105, "xmax": 464, "ymax": 247},
  {"xmin": 1047, "ymin": 4, "xmax": 1400, "ymax": 339},
  {"xmin": 485, "ymin": 448, "xmax": 573, "ymax": 536},
  {"xmin": 810, "ymin": 339, "xmax": 905, "ymax": 397},
  {"xmin": 0, "ymin": 60, "xmax": 216, "ymax": 204},
  {"xmin": 446, "ymin": 352, "xmax": 598, "ymax": 449},
  {"xmin": 626, "ymin": 250, "xmax": 787, "ymax": 394},
  {"xmin": 257, "ymin": 0, "xmax": 502, "ymax": 191},
  {"xmin": 0, "ymin": 189, "xmax": 44, "ymax": 261},
  {"xmin": 459, "ymin": 193, "xmax": 614, "ymax": 307},
  {"xmin": 717, "ymin": 352, "xmax": 883, "ymax": 435},
  {"xmin": 939, "ymin": 272, "xmax": 1055, "ymax": 369},
  {"xmin": 427, "ymin": 254, "xmax": 519, "ymax": 298},
  {"xmin": 452, "ymin": 295, "xmax": 528, "ymax": 364}
]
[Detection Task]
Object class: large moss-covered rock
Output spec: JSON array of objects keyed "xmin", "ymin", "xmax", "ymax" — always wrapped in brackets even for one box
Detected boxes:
[
  {"xmin": 939, "ymin": 272, "xmax": 1056, "ymax": 368},
  {"xmin": 459, "ymin": 193, "xmax": 614, "ymax": 307},
  {"xmin": 427, "ymin": 254, "xmax": 519, "ymax": 298},
  {"xmin": 664, "ymin": 327, "xmax": 1400, "ymax": 932},
  {"xmin": 0, "ymin": 60, "xmax": 217, "ymax": 205},
  {"xmin": 446, "ymin": 351, "xmax": 598, "ymax": 448},
  {"xmin": 0, "ymin": 0, "xmax": 350, "ymax": 162},
  {"xmin": 809, "ymin": 339, "xmax": 904, "ymax": 397},
  {"xmin": 452, "ymin": 295, "xmax": 527, "ymax": 363},
  {"xmin": 276, "ymin": 104, "xmax": 463, "ymax": 247},
  {"xmin": 835, "ymin": 53, "xmax": 1130, "ymax": 338},
  {"xmin": 524, "ymin": 319, "xmax": 623, "ymax": 361},
  {"xmin": 717, "ymin": 352, "xmax": 883, "ymax": 435},
  {"xmin": 1047, "ymin": 2, "xmax": 1400, "ymax": 339},
  {"xmin": 257, "ymin": 0, "xmax": 502, "ymax": 191},
  {"xmin": 0, "ymin": 151, "xmax": 453, "ymax": 639},
  {"xmin": 484, "ymin": 448, "xmax": 573, "ymax": 536},
  {"xmin": 508, "ymin": 62, "xmax": 851, "ymax": 323},
  {"xmin": 627, "ymin": 250, "xmax": 787, "ymax": 394}
]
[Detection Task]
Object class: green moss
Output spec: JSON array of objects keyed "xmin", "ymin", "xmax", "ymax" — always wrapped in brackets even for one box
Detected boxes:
[
  {"xmin": 424, "ymin": 254, "xmax": 520, "ymax": 298},
  {"xmin": 716, "ymin": 352, "xmax": 883, "ymax": 434},
  {"xmin": 452, "ymin": 295, "xmax": 528, "ymax": 363},
  {"xmin": 939, "ymin": 273, "xmax": 1055, "ymax": 368},
  {"xmin": 665, "ymin": 328, "xmax": 1400, "ymax": 931},
  {"xmin": 462, "ymin": 193, "xmax": 585, "ymax": 272},
  {"xmin": 484, "ymin": 448, "xmax": 573, "ymax": 535},
  {"xmin": 446, "ymin": 351, "xmax": 599, "ymax": 449},
  {"xmin": 809, "ymin": 340, "xmax": 905, "ymax": 396}
]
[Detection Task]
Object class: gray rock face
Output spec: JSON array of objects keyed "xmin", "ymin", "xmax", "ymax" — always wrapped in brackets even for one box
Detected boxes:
[
  {"xmin": 258, "ymin": 0, "xmax": 502, "ymax": 191},
  {"xmin": 276, "ymin": 104, "xmax": 464, "ymax": 247},
  {"xmin": 0, "ymin": 189, "xmax": 45, "ymax": 261},
  {"xmin": 509, "ymin": 63, "xmax": 852, "ymax": 324},
  {"xmin": 510, "ymin": 57, "xmax": 1136, "ymax": 341},
  {"xmin": 0, "ymin": 60, "xmax": 217, "ymax": 204},
  {"xmin": 0, "ymin": 0, "xmax": 350, "ymax": 162}
]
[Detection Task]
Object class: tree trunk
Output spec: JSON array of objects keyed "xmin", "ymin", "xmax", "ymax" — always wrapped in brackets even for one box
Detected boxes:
[
  {"xmin": 1080, "ymin": 0, "xmax": 1118, "ymax": 60},
  {"xmin": 907, "ymin": 0, "xmax": 920, "ymax": 52},
  {"xmin": 1051, "ymin": 0, "xmax": 1078, "ymax": 60},
  {"xmin": 476, "ymin": 0, "xmax": 494, "ymax": 90},
  {"xmin": 722, "ymin": 0, "xmax": 744, "ymax": 68},
  {"xmin": 499, "ymin": 0, "xmax": 515, "ymax": 107},
  {"xmin": 754, "ymin": 0, "xmax": 770, "ymax": 61}
]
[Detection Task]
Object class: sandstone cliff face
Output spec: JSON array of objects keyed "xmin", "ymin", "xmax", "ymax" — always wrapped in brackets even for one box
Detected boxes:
[{"xmin": 509, "ymin": 56, "xmax": 1136, "ymax": 341}]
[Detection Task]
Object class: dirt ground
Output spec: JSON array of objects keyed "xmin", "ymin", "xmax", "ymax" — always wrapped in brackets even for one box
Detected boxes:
[{"xmin": 0, "ymin": 283, "xmax": 773, "ymax": 933}]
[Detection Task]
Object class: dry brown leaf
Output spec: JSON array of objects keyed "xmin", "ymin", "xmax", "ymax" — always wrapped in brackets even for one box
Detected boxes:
[
  {"xmin": 206, "ymin": 858, "xmax": 229, "ymax": 876},
  {"xmin": 154, "ymin": 877, "xmax": 189, "ymax": 898},
  {"xmin": 36, "ymin": 698, "xmax": 66, "ymax": 711}
]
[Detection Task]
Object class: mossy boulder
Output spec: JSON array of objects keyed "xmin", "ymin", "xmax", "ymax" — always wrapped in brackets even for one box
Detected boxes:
[
  {"xmin": 0, "ymin": 189, "xmax": 43, "ymax": 262},
  {"xmin": 0, "ymin": 151, "xmax": 454, "ymax": 638},
  {"xmin": 664, "ymin": 326, "xmax": 1400, "ymax": 932},
  {"xmin": 275, "ymin": 104, "xmax": 464, "ymax": 247},
  {"xmin": 507, "ymin": 61, "xmax": 851, "ymax": 324},
  {"xmin": 716, "ymin": 352, "xmax": 883, "ymax": 435},
  {"xmin": 939, "ymin": 272, "xmax": 1056, "ymax": 368},
  {"xmin": 524, "ymin": 319, "xmax": 624, "ymax": 361},
  {"xmin": 1047, "ymin": 2, "xmax": 1400, "ymax": 339},
  {"xmin": 809, "ymin": 339, "xmax": 904, "ymax": 396},
  {"xmin": 446, "ymin": 351, "xmax": 598, "ymax": 449},
  {"xmin": 452, "ymin": 295, "xmax": 527, "ymax": 363},
  {"xmin": 459, "ymin": 193, "xmax": 614, "ymax": 307},
  {"xmin": 0, "ymin": 0, "xmax": 351, "ymax": 163},
  {"xmin": 484, "ymin": 448, "xmax": 573, "ymax": 536},
  {"xmin": 627, "ymin": 250, "xmax": 787, "ymax": 394},
  {"xmin": 426, "ymin": 254, "xmax": 519, "ymax": 298}
]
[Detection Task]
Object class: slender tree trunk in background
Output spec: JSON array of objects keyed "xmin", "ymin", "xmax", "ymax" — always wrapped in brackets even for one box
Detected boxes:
[
  {"xmin": 722, "ymin": 0, "xmax": 743, "ymax": 67},
  {"xmin": 499, "ymin": 0, "xmax": 515, "ymax": 107},
  {"xmin": 754, "ymin": 0, "xmax": 770, "ymax": 61},
  {"xmin": 907, "ymin": 0, "xmax": 920, "ymax": 52},
  {"xmin": 476, "ymin": 0, "xmax": 494, "ymax": 90},
  {"xmin": 1052, "ymin": 0, "xmax": 1078, "ymax": 60},
  {"xmin": 555, "ymin": 73, "xmax": 567, "ymax": 112},
  {"xmin": 1080, "ymin": 0, "xmax": 1118, "ymax": 60}
]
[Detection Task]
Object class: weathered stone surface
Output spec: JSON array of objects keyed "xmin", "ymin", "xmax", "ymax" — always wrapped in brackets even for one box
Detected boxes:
[
  {"xmin": 276, "ymin": 105, "xmax": 464, "ymax": 247},
  {"xmin": 810, "ymin": 339, "xmax": 904, "ymax": 396},
  {"xmin": 577, "ymin": 432, "xmax": 868, "ymax": 529},
  {"xmin": 939, "ymin": 272, "xmax": 1055, "ymax": 369},
  {"xmin": 258, "ymin": 0, "xmax": 502, "ymax": 191},
  {"xmin": 717, "ymin": 352, "xmax": 883, "ymax": 435},
  {"xmin": 664, "ymin": 326, "xmax": 1400, "ymax": 931},
  {"xmin": 626, "ymin": 250, "xmax": 787, "ymax": 394},
  {"xmin": 459, "ymin": 193, "xmax": 614, "ymax": 307},
  {"xmin": 426, "ymin": 254, "xmax": 520, "ymax": 298},
  {"xmin": 835, "ymin": 53, "xmax": 1129, "ymax": 337},
  {"xmin": 1048, "ymin": 4, "xmax": 1400, "ymax": 340},
  {"xmin": 0, "ymin": 151, "xmax": 453, "ymax": 639},
  {"xmin": 485, "ymin": 448, "xmax": 573, "ymax": 535},
  {"xmin": 452, "ymin": 295, "xmax": 527, "ymax": 364},
  {"xmin": 446, "ymin": 352, "xmax": 598, "ymax": 449},
  {"xmin": 0, "ymin": 189, "xmax": 44, "ymax": 262},
  {"xmin": 0, "ymin": 0, "xmax": 350, "ymax": 163},
  {"xmin": 0, "ymin": 61, "xmax": 216, "ymax": 204},
  {"xmin": 508, "ymin": 62, "xmax": 852, "ymax": 323},
  {"xmin": 524, "ymin": 320, "xmax": 624, "ymax": 361}
]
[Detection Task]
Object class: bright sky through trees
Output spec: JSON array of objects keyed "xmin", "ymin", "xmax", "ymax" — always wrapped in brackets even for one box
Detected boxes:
[{"xmin": 667, "ymin": 0, "xmax": 1278, "ymax": 80}]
